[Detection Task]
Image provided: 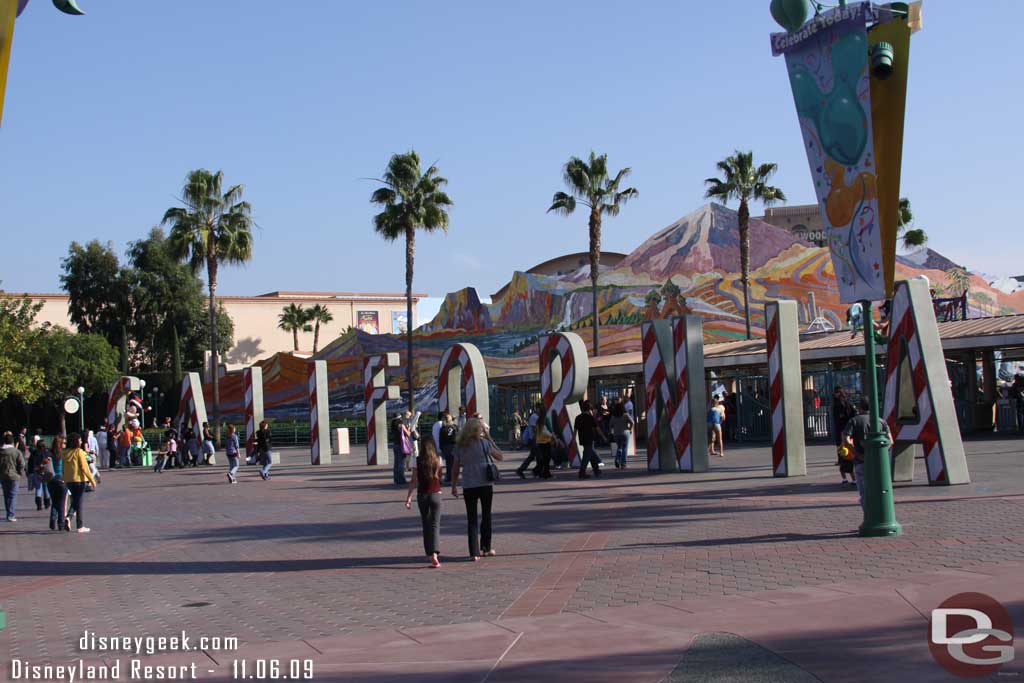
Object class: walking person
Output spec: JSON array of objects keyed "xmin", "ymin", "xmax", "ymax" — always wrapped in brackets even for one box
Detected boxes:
[
  {"xmin": 510, "ymin": 409, "xmax": 524, "ymax": 449},
  {"xmin": 201, "ymin": 422, "xmax": 216, "ymax": 465},
  {"xmin": 843, "ymin": 397, "xmax": 892, "ymax": 511},
  {"xmin": 707, "ymin": 395, "xmax": 725, "ymax": 458},
  {"xmin": 41, "ymin": 436, "xmax": 67, "ymax": 531},
  {"xmin": 225, "ymin": 424, "xmax": 240, "ymax": 483},
  {"xmin": 96, "ymin": 424, "xmax": 109, "ymax": 470},
  {"xmin": 450, "ymin": 419, "xmax": 504, "ymax": 561},
  {"xmin": 27, "ymin": 440, "xmax": 51, "ymax": 510},
  {"xmin": 438, "ymin": 412, "xmax": 457, "ymax": 484},
  {"xmin": 1, "ymin": 431, "xmax": 26, "ymax": 522},
  {"xmin": 255, "ymin": 421, "xmax": 273, "ymax": 480},
  {"xmin": 62, "ymin": 433, "xmax": 97, "ymax": 533},
  {"xmin": 391, "ymin": 416, "xmax": 411, "ymax": 486},
  {"xmin": 405, "ymin": 440, "xmax": 444, "ymax": 568},
  {"xmin": 116, "ymin": 424, "xmax": 133, "ymax": 468},
  {"xmin": 533, "ymin": 408, "xmax": 555, "ymax": 479},
  {"xmin": 609, "ymin": 401, "xmax": 634, "ymax": 468},
  {"xmin": 515, "ymin": 404, "xmax": 542, "ymax": 479},
  {"xmin": 574, "ymin": 401, "xmax": 605, "ymax": 479},
  {"xmin": 831, "ymin": 387, "xmax": 858, "ymax": 486}
]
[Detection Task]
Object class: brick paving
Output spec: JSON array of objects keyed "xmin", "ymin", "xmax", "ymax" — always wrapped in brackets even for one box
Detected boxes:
[{"xmin": 1, "ymin": 437, "xmax": 1022, "ymax": 681}]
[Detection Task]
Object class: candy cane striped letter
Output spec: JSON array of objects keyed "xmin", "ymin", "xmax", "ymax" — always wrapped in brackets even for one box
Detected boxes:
[
  {"xmin": 437, "ymin": 343, "xmax": 489, "ymax": 422},
  {"xmin": 106, "ymin": 376, "xmax": 141, "ymax": 431},
  {"xmin": 765, "ymin": 300, "xmax": 806, "ymax": 477},
  {"xmin": 538, "ymin": 332, "xmax": 589, "ymax": 468},
  {"xmin": 243, "ymin": 366, "xmax": 264, "ymax": 460},
  {"xmin": 308, "ymin": 360, "xmax": 331, "ymax": 465},
  {"xmin": 641, "ymin": 316, "xmax": 708, "ymax": 473},
  {"xmin": 365, "ymin": 353, "xmax": 401, "ymax": 466},
  {"xmin": 883, "ymin": 279, "xmax": 969, "ymax": 485},
  {"xmin": 176, "ymin": 372, "xmax": 208, "ymax": 436}
]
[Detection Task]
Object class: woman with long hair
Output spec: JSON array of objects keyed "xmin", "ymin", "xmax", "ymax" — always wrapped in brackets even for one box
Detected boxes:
[
  {"xmin": 405, "ymin": 440, "xmax": 444, "ymax": 568},
  {"xmin": 43, "ymin": 436, "xmax": 67, "ymax": 531},
  {"xmin": 62, "ymin": 433, "xmax": 97, "ymax": 533},
  {"xmin": 450, "ymin": 418, "xmax": 504, "ymax": 561},
  {"xmin": 391, "ymin": 416, "xmax": 411, "ymax": 486}
]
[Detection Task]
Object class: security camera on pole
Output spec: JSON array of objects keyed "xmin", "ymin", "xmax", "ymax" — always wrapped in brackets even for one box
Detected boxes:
[{"xmin": 771, "ymin": 0, "xmax": 922, "ymax": 536}]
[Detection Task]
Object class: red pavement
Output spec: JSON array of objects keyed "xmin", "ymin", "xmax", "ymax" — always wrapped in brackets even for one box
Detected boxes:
[{"xmin": 1, "ymin": 438, "xmax": 1022, "ymax": 682}]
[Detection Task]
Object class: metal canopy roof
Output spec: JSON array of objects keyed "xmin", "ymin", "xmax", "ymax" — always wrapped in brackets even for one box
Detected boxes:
[{"xmin": 491, "ymin": 314, "xmax": 1024, "ymax": 385}]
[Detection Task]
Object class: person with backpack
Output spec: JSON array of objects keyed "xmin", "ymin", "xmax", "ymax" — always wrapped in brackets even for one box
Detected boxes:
[
  {"xmin": 831, "ymin": 387, "xmax": 858, "ymax": 486},
  {"xmin": 1, "ymin": 431, "xmax": 26, "ymax": 522},
  {"xmin": 26, "ymin": 440, "xmax": 51, "ymax": 511}
]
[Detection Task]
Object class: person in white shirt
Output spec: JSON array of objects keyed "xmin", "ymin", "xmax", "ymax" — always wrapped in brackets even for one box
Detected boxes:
[
  {"xmin": 96, "ymin": 426, "xmax": 109, "ymax": 470},
  {"xmin": 431, "ymin": 413, "xmax": 443, "ymax": 452}
]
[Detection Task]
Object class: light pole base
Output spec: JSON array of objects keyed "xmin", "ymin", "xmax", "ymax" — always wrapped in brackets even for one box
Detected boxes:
[{"xmin": 859, "ymin": 521, "xmax": 903, "ymax": 537}]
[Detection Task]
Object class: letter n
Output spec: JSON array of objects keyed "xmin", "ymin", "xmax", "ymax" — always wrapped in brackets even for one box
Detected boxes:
[
  {"xmin": 437, "ymin": 343, "xmax": 489, "ymax": 421},
  {"xmin": 176, "ymin": 372, "xmax": 208, "ymax": 435},
  {"xmin": 642, "ymin": 316, "xmax": 709, "ymax": 472},
  {"xmin": 364, "ymin": 353, "xmax": 400, "ymax": 465},
  {"xmin": 538, "ymin": 332, "xmax": 589, "ymax": 467},
  {"xmin": 766, "ymin": 300, "xmax": 806, "ymax": 477},
  {"xmin": 883, "ymin": 279, "xmax": 970, "ymax": 485}
]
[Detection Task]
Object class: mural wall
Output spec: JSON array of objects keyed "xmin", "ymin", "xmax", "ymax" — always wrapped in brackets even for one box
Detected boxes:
[{"xmin": 209, "ymin": 202, "xmax": 1024, "ymax": 422}]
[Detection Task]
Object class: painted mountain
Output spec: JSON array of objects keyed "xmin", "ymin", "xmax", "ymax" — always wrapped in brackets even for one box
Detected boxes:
[{"xmin": 211, "ymin": 202, "xmax": 1024, "ymax": 420}]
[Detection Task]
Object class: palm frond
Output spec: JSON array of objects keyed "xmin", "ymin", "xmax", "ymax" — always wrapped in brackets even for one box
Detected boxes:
[{"xmin": 547, "ymin": 191, "xmax": 576, "ymax": 215}]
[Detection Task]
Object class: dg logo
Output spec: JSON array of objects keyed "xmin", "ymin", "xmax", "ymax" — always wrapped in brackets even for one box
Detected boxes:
[{"xmin": 929, "ymin": 592, "xmax": 1015, "ymax": 677}]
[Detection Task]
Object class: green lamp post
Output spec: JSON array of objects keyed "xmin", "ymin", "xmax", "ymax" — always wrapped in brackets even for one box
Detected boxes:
[{"xmin": 76, "ymin": 386, "xmax": 85, "ymax": 434}]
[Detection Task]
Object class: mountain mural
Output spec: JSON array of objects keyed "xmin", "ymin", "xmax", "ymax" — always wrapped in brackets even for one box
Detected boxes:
[{"xmin": 211, "ymin": 202, "xmax": 1024, "ymax": 421}]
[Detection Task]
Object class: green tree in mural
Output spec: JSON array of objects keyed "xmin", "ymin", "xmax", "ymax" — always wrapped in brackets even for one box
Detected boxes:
[
  {"xmin": 945, "ymin": 266, "xmax": 971, "ymax": 297},
  {"xmin": 897, "ymin": 197, "xmax": 928, "ymax": 251},
  {"xmin": 163, "ymin": 169, "xmax": 255, "ymax": 439},
  {"xmin": 548, "ymin": 151, "xmax": 638, "ymax": 356},
  {"xmin": 307, "ymin": 304, "xmax": 334, "ymax": 354},
  {"xmin": 704, "ymin": 150, "xmax": 786, "ymax": 340},
  {"xmin": 278, "ymin": 303, "xmax": 312, "ymax": 352},
  {"xmin": 370, "ymin": 150, "xmax": 453, "ymax": 412}
]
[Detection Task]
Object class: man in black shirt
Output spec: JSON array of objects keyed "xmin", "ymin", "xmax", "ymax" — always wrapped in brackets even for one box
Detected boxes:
[{"xmin": 574, "ymin": 401, "xmax": 606, "ymax": 479}]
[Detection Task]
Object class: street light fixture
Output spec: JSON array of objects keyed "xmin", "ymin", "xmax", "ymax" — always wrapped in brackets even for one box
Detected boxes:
[{"xmin": 77, "ymin": 386, "xmax": 85, "ymax": 434}]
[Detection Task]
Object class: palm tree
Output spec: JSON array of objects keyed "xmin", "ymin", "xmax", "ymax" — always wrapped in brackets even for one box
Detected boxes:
[
  {"xmin": 547, "ymin": 152, "xmax": 638, "ymax": 356},
  {"xmin": 370, "ymin": 150, "xmax": 453, "ymax": 412},
  {"xmin": 897, "ymin": 197, "xmax": 928, "ymax": 251},
  {"xmin": 163, "ymin": 169, "xmax": 254, "ymax": 440},
  {"xmin": 307, "ymin": 304, "xmax": 334, "ymax": 353},
  {"xmin": 278, "ymin": 303, "xmax": 312, "ymax": 352},
  {"xmin": 704, "ymin": 150, "xmax": 786, "ymax": 340},
  {"xmin": 945, "ymin": 266, "xmax": 971, "ymax": 297}
]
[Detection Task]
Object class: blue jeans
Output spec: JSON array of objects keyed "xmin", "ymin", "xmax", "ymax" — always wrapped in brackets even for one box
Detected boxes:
[
  {"xmin": 854, "ymin": 462, "xmax": 866, "ymax": 510},
  {"xmin": 118, "ymin": 445, "xmax": 131, "ymax": 467},
  {"xmin": 47, "ymin": 479, "xmax": 66, "ymax": 528},
  {"xmin": 259, "ymin": 452, "xmax": 272, "ymax": 477},
  {"xmin": 393, "ymin": 444, "xmax": 407, "ymax": 485},
  {"xmin": 2, "ymin": 479, "xmax": 18, "ymax": 519},
  {"xmin": 28, "ymin": 473, "xmax": 49, "ymax": 502},
  {"xmin": 441, "ymin": 445, "xmax": 454, "ymax": 483},
  {"xmin": 615, "ymin": 435, "xmax": 628, "ymax": 466}
]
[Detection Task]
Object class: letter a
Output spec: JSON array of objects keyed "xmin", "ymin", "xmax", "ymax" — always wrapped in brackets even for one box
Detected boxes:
[{"xmin": 883, "ymin": 279, "xmax": 969, "ymax": 485}]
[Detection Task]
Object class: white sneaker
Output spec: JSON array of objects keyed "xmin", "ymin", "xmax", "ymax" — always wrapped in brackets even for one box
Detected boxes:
[{"xmin": 77, "ymin": 527, "xmax": 91, "ymax": 533}]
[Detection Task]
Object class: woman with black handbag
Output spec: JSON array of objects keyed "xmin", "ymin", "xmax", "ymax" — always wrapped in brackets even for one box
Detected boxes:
[{"xmin": 450, "ymin": 418, "xmax": 503, "ymax": 561}]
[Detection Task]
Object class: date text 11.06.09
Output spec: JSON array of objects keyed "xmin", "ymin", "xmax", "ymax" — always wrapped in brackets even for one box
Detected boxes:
[{"xmin": 232, "ymin": 659, "xmax": 314, "ymax": 680}]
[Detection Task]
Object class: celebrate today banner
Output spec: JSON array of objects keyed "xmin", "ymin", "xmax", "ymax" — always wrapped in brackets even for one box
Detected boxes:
[{"xmin": 773, "ymin": 2, "xmax": 885, "ymax": 304}]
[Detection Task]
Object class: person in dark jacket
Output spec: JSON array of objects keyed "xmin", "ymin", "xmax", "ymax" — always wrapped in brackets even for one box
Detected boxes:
[
  {"xmin": 41, "ymin": 436, "xmax": 67, "ymax": 531},
  {"xmin": 831, "ymin": 387, "xmax": 858, "ymax": 486},
  {"xmin": 27, "ymin": 441, "xmax": 51, "ymax": 510},
  {"xmin": 255, "ymin": 421, "xmax": 273, "ymax": 480},
  {"xmin": 1, "ymin": 431, "xmax": 26, "ymax": 522},
  {"xmin": 438, "ymin": 412, "xmax": 458, "ymax": 484}
]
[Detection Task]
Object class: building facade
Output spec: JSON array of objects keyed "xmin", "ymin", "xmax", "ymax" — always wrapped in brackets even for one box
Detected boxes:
[
  {"xmin": 22, "ymin": 290, "xmax": 423, "ymax": 370},
  {"xmin": 757, "ymin": 204, "xmax": 827, "ymax": 247}
]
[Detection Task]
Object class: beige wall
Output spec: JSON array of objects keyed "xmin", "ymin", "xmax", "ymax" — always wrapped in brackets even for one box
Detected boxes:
[
  {"xmin": 759, "ymin": 204, "xmax": 826, "ymax": 247},
  {"xmin": 20, "ymin": 292, "xmax": 419, "ymax": 371}
]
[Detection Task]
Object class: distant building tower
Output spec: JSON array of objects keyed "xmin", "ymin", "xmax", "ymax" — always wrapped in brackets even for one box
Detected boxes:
[{"xmin": 758, "ymin": 204, "xmax": 827, "ymax": 248}]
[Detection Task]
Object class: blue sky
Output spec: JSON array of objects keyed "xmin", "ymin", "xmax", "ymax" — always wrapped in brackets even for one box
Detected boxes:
[{"xmin": 1, "ymin": 0, "xmax": 1020, "ymax": 301}]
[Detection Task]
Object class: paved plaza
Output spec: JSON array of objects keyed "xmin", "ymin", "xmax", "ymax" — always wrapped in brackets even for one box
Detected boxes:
[{"xmin": 1, "ymin": 438, "xmax": 1022, "ymax": 682}]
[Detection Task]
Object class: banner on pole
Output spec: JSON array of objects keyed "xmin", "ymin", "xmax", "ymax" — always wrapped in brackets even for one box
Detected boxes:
[{"xmin": 773, "ymin": 2, "xmax": 885, "ymax": 303}]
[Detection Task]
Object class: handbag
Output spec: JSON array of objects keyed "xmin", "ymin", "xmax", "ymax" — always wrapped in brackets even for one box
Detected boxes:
[
  {"xmin": 483, "ymin": 441, "xmax": 501, "ymax": 482},
  {"xmin": 401, "ymin": 433, "xmax": 412, "ymax": 455}
]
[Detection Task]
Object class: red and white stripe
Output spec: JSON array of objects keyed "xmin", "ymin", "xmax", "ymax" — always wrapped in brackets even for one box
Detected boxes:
[
  {"xmin": 308, "ymin": 362, "xmax": 321, "ymax": 465},
  {"xmin": 106, "ymin": 376, "xmax": 132, "ymax": 428},
  {"xmin": 176, "ymin": 375, "xmax": 200, "ymax": 434},
  {"xmin": 437, "ymin": 344, "xmax": 477, "ymax": 415},
  {"xmin": 883, "ymin": 283, "xmax": 945, "ymax": 483},
  {"xmin": 642, "ymin": 322, "xmax": 669, "ymax": 470},
  {"xmin": 539, "ymin": 334, "xmax": 581, "ymax": 467},
  {"xmin": 766, "ymin": 304, "xmax": 786, "ymax": 477},
  {"xmin": 670, "ymin": 318, "xmax": 693, "ymax": 471},
  {"xmin": 243, "ymin": 368, "xmax": 256, "ymax": 460},
  {"xmin": 364, "ymin": 355, "xmax": 385, "ymax": 466}
]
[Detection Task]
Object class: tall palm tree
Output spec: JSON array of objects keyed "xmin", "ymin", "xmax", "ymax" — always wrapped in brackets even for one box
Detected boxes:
[
  {"xmin": 370, "ymin": 150, "xmax": 452, "ymax": 412},
  {"xmin": 163, "ymin": 169, "xmax": 254, "ymax": 440},
  {"xmin": 307, "ymin": 304, "xmax": 334, "ymax": 354},
  {"xmin": 547, "ymin": 152, "xmax": 638, "ymax": 356},
  {"xmin": 278, "ymin": 303, "xmax": 312, "ymax": 352},
  {"xmin": 897, "ymin": 197, "xmax": 928, "ymax": 251},
  {"xmin": 704, "ymin": 150, "xmax": 786, "ymax": 340}
]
